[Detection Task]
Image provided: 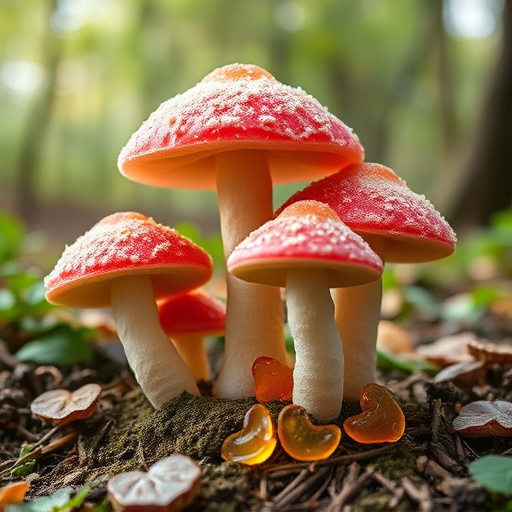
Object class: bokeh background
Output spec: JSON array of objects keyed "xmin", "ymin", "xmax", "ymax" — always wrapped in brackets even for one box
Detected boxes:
[{"xmin": 1, "ymin": 0, "xmax": 511, "ymax": 269}]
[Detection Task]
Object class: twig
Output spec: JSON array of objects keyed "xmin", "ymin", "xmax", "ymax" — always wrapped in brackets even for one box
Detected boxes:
[
  {"xmin": 262, "ymin": 445, "xmax": 396, "ymax": 475},
  {"xmin": 327, "ymin": 464, "xmax": 374, "ymax": 512},
  {"xmin": 275, "ymin": 467, "xmax": 331, "ymax": 508},
  {"xmin": 401, "ymin": 476, "xmax": 433, "ymax": 512}
]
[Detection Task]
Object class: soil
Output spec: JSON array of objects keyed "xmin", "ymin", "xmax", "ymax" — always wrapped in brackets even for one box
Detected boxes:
[{"xmin": 1, "ymin": 311, "xmax": 512, "ymax": 511}]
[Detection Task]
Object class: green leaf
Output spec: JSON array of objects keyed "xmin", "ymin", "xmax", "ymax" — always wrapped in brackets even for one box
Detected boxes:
[
  {"xmin": 6, "ymin": 486, "xmax": 73, "ymax": 512},
  {"xmin": 5, "ymin": 485, "xmax": 92, "ymax": 511},
  {"xmin": 15, "ymin": 324, "xmax": 94, "ymax": 365},
  {"xmin": 469, "ymin": 455, "xmax": 512, "ymax": 496},
  {"xmin": 376, "ymin": 348, "xmax": 439, "ymax": 375},
  {"xmin": 0, "ymin": 212, "xmax": 24, "ymax": 264}
]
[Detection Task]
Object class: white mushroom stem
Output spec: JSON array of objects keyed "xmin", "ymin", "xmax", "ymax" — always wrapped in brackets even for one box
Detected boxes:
[
  {"xmin": 212, "ymin": 150, "xmax": 287, "ymax": 398},
  {"xmin": 171, "ymin": 333, "xmax": 212, "ymax": 383},
  {"xmin": 110, "ymin": 275, "xmax": 200, "ymax": 408},
  {"xmin": 334, "ymin": 278, "xmax": 382, "ymax": 399},
  {"xmin": 334, "ymin": 236, "xmax": 385, "ymax": 399},
  {"xmin": 287, "ymin": 268, "xmax": 344, "ymax": 423}
]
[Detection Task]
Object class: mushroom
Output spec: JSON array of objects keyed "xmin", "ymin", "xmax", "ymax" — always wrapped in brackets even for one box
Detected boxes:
[
  {"xmin": 277, "ymin": 163, "xmax": 457, "ymax": 399},
  {"xmin": 227, "ymin": 200, "xmax": 382, "ymax": 422},
  {"xmin": 158, "ymin": 290, "xmax": 226, "ymax": 382},
  {"xmin": 117, "ymin": 63, "xmax": 364, "ymax": 399},
  {"xmin": 44, "ymin": 212, "xmax": 213, "ymax": 408}
]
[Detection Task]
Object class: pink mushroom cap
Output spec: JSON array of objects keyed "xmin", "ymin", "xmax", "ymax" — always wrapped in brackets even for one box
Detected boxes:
[
  {"xmin": 44, "ymin": 212, "xmax": 213, "ymax": 308},
  {"xmin": 117, "ymin": 64, "xmax": 364, "ymax": 189},
  {"xmin": 277, "ymin": 163, "xmax": 457, "ymax": 263},
  {"xmin": 227, "ymin": 200, "xmax": 383, "ymax": 288}
]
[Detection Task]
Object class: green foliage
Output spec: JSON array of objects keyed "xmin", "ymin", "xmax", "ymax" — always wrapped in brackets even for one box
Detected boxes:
[
  {"xmin": 9, "ymin": 444, "xmax": 37, "ymax": 478},
  {"xmin": 0, "ymin": 211, "xmax": 96, "ymax": 366},
  {"xmin": 174, "ymin": 221, "xmax": 225, "ymax": 269},
  {"xmin": 5, "ymin": 485, "xmax": 91, "ymax": 512},
  {"xmin": 15, "ymin": 323, "xmax": 95, "ymax": 365},
  {"xmin": 376, "ymin": 348, "xmax": 439, "ymax": 375},
  {"xmin": 0, "ymin": 212, "xmax": 24, "ymax": 266},
  {"xmin": 469, "ymin": 455, "xmax": 512, "ymax": 497}
]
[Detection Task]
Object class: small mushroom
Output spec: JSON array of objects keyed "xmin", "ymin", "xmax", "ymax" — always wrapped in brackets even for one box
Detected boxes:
[
  {"xmin": 278, "ymin": 163, "xmax": 457, "ymax": 398},
  {"xmin": 107, "ymin": 454, "xmax": 201, "ymax": 512},
  {"xmin": 228, "ymin": 200, "xmax": 382, "ymax": 422},
  {"xmin": 158, "ymin": 290, "xmax": 226, "ymax": 382},
  {"xmin": 31, "ymin": 383, "xmax": 101, "ymax": 426},
  {"xmin": 118, "ymin": 63, "xmax": 364, "ymax": 399},
  {"xmin": 453, "ymin": 400, "xmax": 512, "ymax": 438},
  {"xmin": 44, "ymin": 212, "xmax": 213, "ymax": 408}
]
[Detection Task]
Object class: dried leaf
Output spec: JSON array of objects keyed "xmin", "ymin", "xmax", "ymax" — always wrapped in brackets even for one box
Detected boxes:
[
  {"xmin": 31, "ymin": 383, "xmax": 101, "ymax": 426},
  {"xmin": 107, "ymin": 455, "xmax": 201, "ymax": 511},
  {"xmin": 453, "ymin": 400, "xmax": 512, "ymax": 438}
]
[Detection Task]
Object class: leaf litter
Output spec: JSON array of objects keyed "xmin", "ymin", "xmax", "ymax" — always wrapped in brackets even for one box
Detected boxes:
[{"xmin": 1, "ymin": 315, "xmax": 512, "ymax": 511}]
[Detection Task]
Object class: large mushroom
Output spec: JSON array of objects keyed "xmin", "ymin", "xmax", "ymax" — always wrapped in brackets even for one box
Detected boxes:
[
  {"xmin": 158, "ymin": 290, "xmax": 226, "ymax": 383},
  {"xmin": 227, "ymin": 200, "xmax": 383, "ymax": 422},
  {"xmin": 278, "ymin": 163, "xmax": 457, "ymax": 398},
  {"xmin": 117, "ymin": 63, "xmax": 364, "ymax": 399},
  {"xmin": 44, "ymin": 212, "xmax": 213, "ymax": 408}
]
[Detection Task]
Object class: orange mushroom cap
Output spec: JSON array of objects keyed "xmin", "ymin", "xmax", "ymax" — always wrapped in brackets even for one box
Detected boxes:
[
  {"xmin": 44, "ymin": 212, "xmax": 213, "ymax": 308},
  {"xmin": 277, "ymin": 163, "xmax": 456, "ymax": 263},
  {"xmin": 118, "ymin": 63, "xmax": 364, "ymax": 189}
]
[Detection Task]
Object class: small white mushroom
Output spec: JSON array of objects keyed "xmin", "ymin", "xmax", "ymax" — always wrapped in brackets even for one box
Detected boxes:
[
  {"xmin": 44, "ymin": 212, "xmax": 213, "ymax": 408},
  {"xmin": 228, "ymin": 200, "xmax": 382, "ymax": 422}
]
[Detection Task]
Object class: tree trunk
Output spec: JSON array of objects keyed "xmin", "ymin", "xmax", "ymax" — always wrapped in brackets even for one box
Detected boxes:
[
  {"xmin": 447, "ymin": 2, "xmax": 512, "ymax": 228},
  {"xmin": 15, "ymin": 0, "xmax": 60, "ymax": 226}
]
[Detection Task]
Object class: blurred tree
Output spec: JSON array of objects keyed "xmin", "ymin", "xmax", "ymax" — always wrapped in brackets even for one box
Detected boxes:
[
  {"xmin": 14, "ymin": 0, "xmax": 60, "ymax": 224},
  {"xmin": 446, "ymin": 1, "xmax": 512, "ymax": 228}
]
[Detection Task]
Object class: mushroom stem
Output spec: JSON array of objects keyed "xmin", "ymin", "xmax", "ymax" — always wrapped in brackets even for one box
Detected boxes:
[
  {"xmin": 213, "ymin": 150, "xmax": 286, "ymax": 398},
  {"xmin": 334, "ymin": 277, "xmax": 382, "ymax": 399},
  {"xmin": 111, "ymin": 275, "xmax": 200, "ymax": 407},
  {"xmin": 171, "ymin": 333, "xmax": 212, "ymax": 383},
  {"xmin": 334, "ymin": 235, "xmax": 385, "ymax": 399},
  {"xmin": 287, "ymin": 268, "xmax": 344, "ymax": 423}
]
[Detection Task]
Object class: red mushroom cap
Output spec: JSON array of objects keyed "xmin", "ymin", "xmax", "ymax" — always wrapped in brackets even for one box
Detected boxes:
[
  {"xmin": 227, "ymin": 200, "xmax": 383, "ymax": 288},
  {"xmin": 44, "ymin": 212, "xmax": 213, "ymax": 308},
  {"xmin": 158, "ymin": 290, "xmax": 226, "ymax": 337},
  {"xmin": 118, "ymin": 63, "xmax": 364, "ymax": 189},
  {"xmin": 277, "ymin": 163, "xmax": 456, "ymax": 263}
]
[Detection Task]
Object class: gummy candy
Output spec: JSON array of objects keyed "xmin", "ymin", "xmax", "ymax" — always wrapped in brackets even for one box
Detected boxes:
[
  {"xmin": 277, "ymin": 404, "xmax": 341, "ymax": 461},
  {"xmin": 221, "ymin": 404, "xmax": 277, "ymax": 465},
  {"xmin": 252, "ymin": 356, "xmax": 293, "ymax": 402},
  {"xmin": 343, "ymin": 383, "xmax": 405, "ymax": 443}
]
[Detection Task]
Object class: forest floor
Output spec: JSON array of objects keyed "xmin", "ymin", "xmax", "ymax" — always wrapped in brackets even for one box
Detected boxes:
[{"xmin": 1, "ymin": 302, "xmax": 512, "ymax": 511}]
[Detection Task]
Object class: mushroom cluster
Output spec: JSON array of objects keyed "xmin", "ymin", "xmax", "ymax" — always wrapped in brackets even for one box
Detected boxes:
[{"xmin": 44, "ymin": 63, "xmax": 456, "ymax": 427}]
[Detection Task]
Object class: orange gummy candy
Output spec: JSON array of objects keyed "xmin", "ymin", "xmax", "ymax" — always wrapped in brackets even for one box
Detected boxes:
[
  {"xmin": 252, "ymin": 356, "xmax": 294, "ymax": 403},
  {"xmin": 221, "ymin": 404, "xmax": 277, "ymax": 465},
  {"xmin": 277, "ymin": 404, "xmax": 341, "ymax": 461},
  {"xmin": 343, "ymin": 383, "xmax": 405, "ymax": 444}
]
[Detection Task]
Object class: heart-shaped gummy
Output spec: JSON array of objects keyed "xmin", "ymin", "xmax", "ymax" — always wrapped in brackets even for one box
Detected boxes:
[
  {"xmin": 221, "ymin": 403, "xmax": 277, "ymax": 465},
  {"xmin": 277, "ymin": 404, "xmax": 341, "ymax": 461},
  {"xmin": 343, "ymin": 383, "xmax": 405, "ymax": 443},
  {"xmin": 252, "ymin": 356, "xmax": 293, "ymax": 403}
]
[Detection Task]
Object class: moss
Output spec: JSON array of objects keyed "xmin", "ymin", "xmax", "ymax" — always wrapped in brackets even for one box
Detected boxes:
[{"xmin": 87, "ymin": 390, "xmax": 285, "ymax": 481}]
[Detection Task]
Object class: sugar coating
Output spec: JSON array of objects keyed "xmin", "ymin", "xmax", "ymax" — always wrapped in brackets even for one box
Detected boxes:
[
  {"xmin": 278, "ymin": 163, "xmax": 457, "ymax": 261},
  {"xmin": 228, "ymin": 207, "xmax": 383, "ymax": 274},
  {"xmin": 118, "ymin": 64, "xmax": 362, "ymax": 166},
  {"xmin": 44, "ymin": 212, "xmax": 212, "ymax": 304}
]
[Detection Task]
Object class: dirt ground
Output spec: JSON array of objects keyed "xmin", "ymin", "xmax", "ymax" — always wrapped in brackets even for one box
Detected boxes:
[{"xmin": 1, "ymin": 304, "xmax": 512, "ymax": 511}]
